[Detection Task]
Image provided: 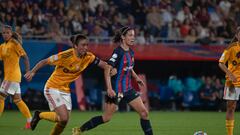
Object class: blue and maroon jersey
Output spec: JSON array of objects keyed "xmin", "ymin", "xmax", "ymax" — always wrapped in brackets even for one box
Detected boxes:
[{"xmin": 108, "ymin": 46, "xmax": 134, "ymax": 93}]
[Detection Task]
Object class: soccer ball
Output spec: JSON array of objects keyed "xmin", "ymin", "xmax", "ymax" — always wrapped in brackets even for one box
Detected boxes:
[{"xmin": 193, "ymin": 131, "xmax": 207, "ymax": 135}]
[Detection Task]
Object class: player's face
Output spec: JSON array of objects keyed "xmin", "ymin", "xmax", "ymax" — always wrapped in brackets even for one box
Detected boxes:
[
  {"xmin": 2, "ymin": 27, "xmax": 12, "ymax": 41},
  {"xmin": 75, "ymin": 39, "xmax": 88, "ymax": 56},
  {"xmin": 123, "ymin": 29, "xmax": 135, "ymax": 46}
]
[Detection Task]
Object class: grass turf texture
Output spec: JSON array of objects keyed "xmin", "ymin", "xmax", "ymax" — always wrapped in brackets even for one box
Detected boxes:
[{"xmin": 0, "ymin": 111, "xmax": 239, "ymax": 135}]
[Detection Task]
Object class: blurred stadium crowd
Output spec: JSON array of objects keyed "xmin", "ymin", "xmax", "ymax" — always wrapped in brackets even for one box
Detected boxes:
[{"xmin": 0, "ymin": 0, "xmax": 239, "ymax": 44}]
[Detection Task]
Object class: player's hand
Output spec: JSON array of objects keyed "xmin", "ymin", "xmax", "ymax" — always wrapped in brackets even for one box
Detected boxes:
[
  {"xmin": 110, "ymin": 68, "xmax": 117, "ymax": 76},
  {"xmin": 107, "ymin": 89, "xmax": 116, "ymax": 98},
  {"xmin": 136, "ymin": 78, "xmax": 145, "ymax": 87},
  {"xmin": 229, "ymin": 73, "xmax": 237, "ymax": 83},
  {"xmin": 24, "ymin": 71, "xmax": 35, "ymax": 82}
]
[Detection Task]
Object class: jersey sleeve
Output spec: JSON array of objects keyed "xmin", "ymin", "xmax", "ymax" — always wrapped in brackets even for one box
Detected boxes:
[
  {"xmin": 47, "ymin": 51, "xmax": 67, "ymax": 66},
  {"xmin": 108, "ymin": 49, "xmax": 120, "ymax": 67},
  {"xmin": 219, "ymin": 49, "xmax": 230, "ymax": 64},
  {"xmin": 15, "ymin": 43, "xmax": 26, "ymax": 56}
]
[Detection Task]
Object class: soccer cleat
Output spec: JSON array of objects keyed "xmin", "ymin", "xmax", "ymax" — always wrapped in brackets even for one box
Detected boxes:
[
  {"xmin": 24, "ymin": 122, "xmax": 31, "ymax": 129},
  {"xmin": 72, "ymin": 127, "xmax": 82, "ymax": 135},
  {"xmin": 30, "ymin": 111, "xmax": 41, "ymax": 130}
]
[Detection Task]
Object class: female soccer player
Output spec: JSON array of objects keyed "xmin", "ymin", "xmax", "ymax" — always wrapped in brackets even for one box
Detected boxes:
[
  {"xmin": 219, "ymin": 27, "xmax": 240, "ymax": 135},
  {"xmin": 72, "ymin": 26, "xmax": 153, "ymax": 135},
  {"xmin": 0, "ymin": 25, "xmax": 32, "ymax": 129},
  {"xmin": 24, "ymin": 34, "xmax": 112, "ymax": 135}
]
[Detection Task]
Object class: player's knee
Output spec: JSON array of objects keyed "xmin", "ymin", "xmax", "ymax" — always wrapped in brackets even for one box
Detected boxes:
[
  {"xmin": 59, "ymin": 116, "xmax": 69, "ymax": 123},
  {"xmin": 13, "ymin": 98, "xmax": 21, "ymax": 104},
  {"xmin": 139, "ymin": 109, "xmax": 149, "ymax": 119},
  {"xmin": 227, "ymin": 105, "xmax": 236, "ymax": 113}
]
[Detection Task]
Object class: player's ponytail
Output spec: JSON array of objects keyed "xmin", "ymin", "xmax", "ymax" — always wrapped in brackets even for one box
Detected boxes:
[
  {"xmin": 230, "ymin": 26, "xmax": 240, "ymax": 44},
  {"xmin": 113, "ymin": 26, "xmax": 133, "ymax": 43},
  {"xmin": 12, "ymin": 32, "xmax": 23, "ymax": 45}
]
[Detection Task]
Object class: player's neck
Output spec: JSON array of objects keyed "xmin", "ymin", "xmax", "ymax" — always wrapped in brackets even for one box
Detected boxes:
[{"xmin": 120, "ymin": 44, "xmax": 129, "ymax": 51}]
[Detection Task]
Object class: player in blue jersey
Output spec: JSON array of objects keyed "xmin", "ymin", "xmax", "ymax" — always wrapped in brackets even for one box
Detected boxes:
[{"xmin": 72, "ymin": 26, "xmax": 153, "ymax": 135}]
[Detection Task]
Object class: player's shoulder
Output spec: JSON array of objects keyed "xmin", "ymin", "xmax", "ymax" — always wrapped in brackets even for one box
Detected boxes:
[
  {"xmin": 226, "ymin": 42, "xmax": 239, "ymax": 50},
  {"xmin": 9, "ymin": 39, "xmax": 21, "ymax": 46},
  {"xmin": 86, "ymin": 51, "xmax": 95, "ymax": 57},
  {"xmin": 60, "ymin": 48, "xmax": 74, "ymax": 58}
]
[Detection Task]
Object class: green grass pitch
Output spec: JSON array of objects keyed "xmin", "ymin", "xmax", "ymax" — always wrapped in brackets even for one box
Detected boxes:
[{"xmin": 0, "ymin": 111, "xmax": 239, "ymax": 135}]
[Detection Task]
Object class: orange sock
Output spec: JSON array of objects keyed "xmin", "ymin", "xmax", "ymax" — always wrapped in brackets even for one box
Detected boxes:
[
  {"xmin": 15, "ymin": 100, "xmax": 32, "ymax": 122},
  {"xmin": 39, "ymin": 112, "xmax": 58, "ymax": 122},
  {"xmin": 226, "ymin": 120, "xmax": 234, "ymax": 135},
  {"xmin": 50, "ymin": 122, "xmax": 66, "ymax": 135},
  {"xmin": 0, "ymin": 99, "xmax": 4, "ymax": 116}
]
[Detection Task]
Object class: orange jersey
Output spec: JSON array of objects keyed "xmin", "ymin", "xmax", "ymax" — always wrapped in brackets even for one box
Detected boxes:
[
  {"xmin": 219, "ymin": 41, "xmax": 240, "ymax": 86},
  {"xmin": 0, "ymin": 39, "xmax": 26, "ymax": 82},
  {"xmin": 45, "ymin": 48, "xmax": 96, "ymax": 93}
]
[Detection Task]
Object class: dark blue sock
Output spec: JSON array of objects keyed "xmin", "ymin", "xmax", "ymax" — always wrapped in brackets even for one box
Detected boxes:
[
  {"xmin": 80, "ymin": 116, "xmax": 104, "ymax": 132},
  {"xmin": 140, "ymin": 119, "xmax": 153, "ymax": 135}
]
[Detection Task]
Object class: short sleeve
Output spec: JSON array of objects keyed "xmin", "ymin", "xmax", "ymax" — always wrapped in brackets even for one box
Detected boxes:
[
  {"xmin": 108, "ymin": 49, "xmax": 120, "ymax": 67},
  {"xmin": 15, "ymin": 43, "xmax": 26, "ymax": 56},
  {"xmin": 219, "ymin": 49, "xmax": 230, "ymax": 64},
  {"xmin": 47, "ymin": 52, "xmax": 65, "ymax": 66}
]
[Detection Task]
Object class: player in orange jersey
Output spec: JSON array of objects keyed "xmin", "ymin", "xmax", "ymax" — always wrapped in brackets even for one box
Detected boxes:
[
  {"xmin": 219, "ymin": 27, "xmax": 240, "ymax": 135},
  {"xmin": 0, "ymin": 25, "xmax": 32, "ymax": 129},
  {"xmin": 24, "ymin": 34, "xmax": 112, "ymax": 135}
]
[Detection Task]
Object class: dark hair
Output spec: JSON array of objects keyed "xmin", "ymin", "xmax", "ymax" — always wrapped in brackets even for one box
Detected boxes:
[
  {"xmin": 70, "ymin": 34, "xmax": 87, "ymax": 46},
  {"xmin": 113, "ymin": 26, "xmax": 134, "ymax": 43}
]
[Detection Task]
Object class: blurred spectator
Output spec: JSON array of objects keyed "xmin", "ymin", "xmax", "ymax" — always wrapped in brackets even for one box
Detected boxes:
[
  {"xmin": 0, "ymin": 0, "xmax": 238, "ymax": 42},
  {"xmin": 199, "ymin": 76, "xmax": 219, "ymax": 110},
  {"xmin": 168, "ymin": 19, "xmax": 181, "ymax": 39},
  {"xmin": 219, "ymin": 0, "xmax": 231, "ymax": 17},
  {"xmin": 168, "ymin": 75, "xmax": 184, "ymax": 111},
  {"xmin": 135, "ymin": 26, "xmax": 146, "ymax": 45},
  {"xmin": 185, "ymin": 28, "xmax": 198, "ymax": 43},
  {"xmin": 146, "ymin": 5, "xmax": 162, "ymax": 37},
  {"xmin": 176, "ymin": 6, "xmax": 193, "ymax": 24}
]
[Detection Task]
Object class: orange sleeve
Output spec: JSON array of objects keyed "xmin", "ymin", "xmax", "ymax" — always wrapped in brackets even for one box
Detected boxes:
[
  {"xmin": 219, "ymin": 49, "xmax": 230, "ymax": 64},
  {"xmin": 47, "ymin": 53, "xmax": 63, "ymax": 66},
  {"xmin": 15, "ymin": 43, "xmax": 26, "ymax": 56}
]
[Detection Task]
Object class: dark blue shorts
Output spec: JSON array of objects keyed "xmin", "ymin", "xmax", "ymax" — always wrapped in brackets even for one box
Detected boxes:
[{"xmin": 105, "ymin": 89, "xmax": 140, "ymax": 105}]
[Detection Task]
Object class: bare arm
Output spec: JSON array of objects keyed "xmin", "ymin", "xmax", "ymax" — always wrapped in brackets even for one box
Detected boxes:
[
  {"xmin": 131, "ymin": 69, "xmax": 145, "ymax": 87},
  {"xmin": 98, "ymin": 60, "xmax": 116, "ymax": 97},
  {"xmin": 219, "ymin": 62, "xmax": 237, "ymax": 82},
  {"xmin": 24, "ymin": 58, "xmax": 49, "ymax": 81},
  {"xmin": 22, "ymin": 55, "xmax": 30, "ymax": 72}
]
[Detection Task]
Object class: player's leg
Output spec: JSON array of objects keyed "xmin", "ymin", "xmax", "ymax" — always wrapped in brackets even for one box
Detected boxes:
[
  {"xmin": 50, "ymin": 105, "xmax": 69, "ymax": 135},
  {"xmin": 0, "ymin": 81, "xmax": 11, "ymax": 116},
  {"xmin": 12, "ymin": 94, "xmax": 32, "ymax": 129},
  {"xmin": 128, "ymin": 96, "xmax": 153, "ymax": 135},
  {"xmin": 223, "ymin": 86, "xmax": 240, "ymax": 135},
  {"xmin": 0, "ymin": 92, "xmax": 7, "ymax": 116},
  {"xmin": 226, "ymin": 100, "xmax": 236, "ymax": 135},
  {"xmin": 72, "ymin": 96, "xmax": 117, "ymax": 135}
]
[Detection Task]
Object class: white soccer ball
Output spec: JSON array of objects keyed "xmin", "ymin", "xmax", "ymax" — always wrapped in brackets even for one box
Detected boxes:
[{"xmin": 193, "ymin": 131, "xmax": 207, "ymax": 135}]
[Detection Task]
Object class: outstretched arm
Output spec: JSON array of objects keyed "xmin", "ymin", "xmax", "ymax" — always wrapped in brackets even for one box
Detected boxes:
[
  {"xmin": 98, "ymin": 60, "xmax": 116, "ymax": 97},
  {"xmin": 219, "ymin": 62, "xmax": 237, "ymax": 82},
  {"xmin": 22, "ymin": 54, "xmax": 30, "ymax": 72},
  {"xmin": 24, "ymin": 58, "xmax": 49, "ymax": 81}
]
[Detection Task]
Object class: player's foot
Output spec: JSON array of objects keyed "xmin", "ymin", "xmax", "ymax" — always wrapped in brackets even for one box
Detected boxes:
[
  {"xmin": 30, "ymin": 111, "xmax": 41, "ymax": 130},
  {"xmin": 24, "ymin": 122, "xmax": 31, "ymax": 129},
  {"xmin": 72, "ymin": 127, "xmax": 82, "ymax": 135}
]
